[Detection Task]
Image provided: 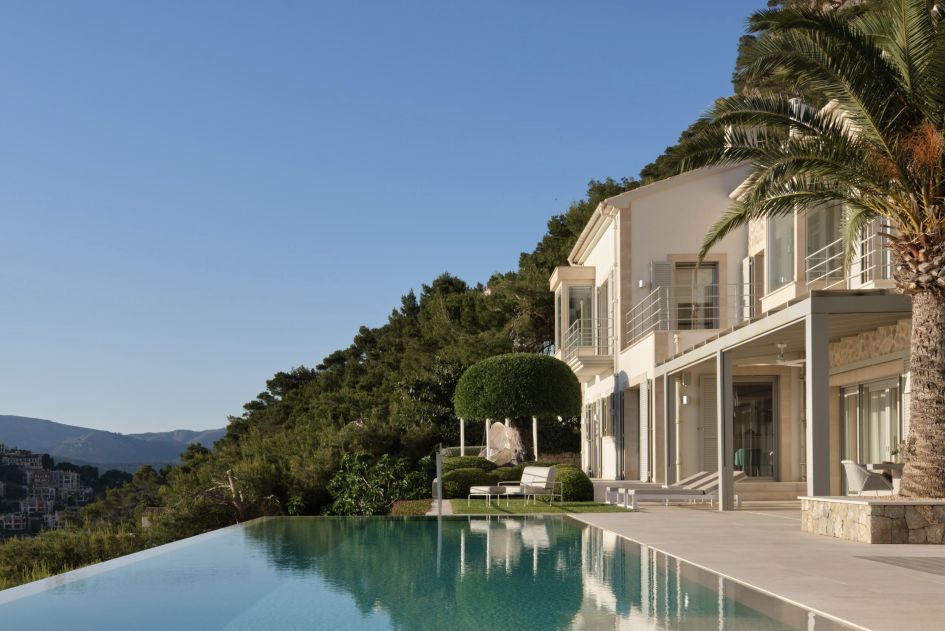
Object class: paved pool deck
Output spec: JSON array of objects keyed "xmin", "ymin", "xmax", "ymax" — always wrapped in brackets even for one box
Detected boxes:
[{"xmin": 573, "ymin": 502, "xmax": 945, "ymax": 631}]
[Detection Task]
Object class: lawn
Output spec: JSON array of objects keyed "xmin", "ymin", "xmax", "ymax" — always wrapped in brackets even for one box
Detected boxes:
[
  {"xmin": 449, "ymin": 499, "xmax": 630, "ymax": 515},
  {"xmin": 390, "ymin": 499, "xmax": 432, "ymax": 516}
]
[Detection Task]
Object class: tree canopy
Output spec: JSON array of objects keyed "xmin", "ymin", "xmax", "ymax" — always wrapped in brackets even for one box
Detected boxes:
[{"xmin": 454, "ymin": 353, "xmax": 580, "ymax": 421}]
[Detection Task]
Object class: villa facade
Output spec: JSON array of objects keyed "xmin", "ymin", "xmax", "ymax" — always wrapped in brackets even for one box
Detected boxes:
[{"xmin": 551, "ymin": 165, "xmax": 911, "ymax": 508}]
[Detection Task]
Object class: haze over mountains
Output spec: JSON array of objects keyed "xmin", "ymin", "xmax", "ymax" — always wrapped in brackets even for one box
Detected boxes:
[{"xmin": 0, "ymin": 415, "xmax": 226, "ymax": 472}]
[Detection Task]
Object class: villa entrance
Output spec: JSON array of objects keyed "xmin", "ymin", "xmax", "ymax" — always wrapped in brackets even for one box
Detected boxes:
[
  {"xmin": 700, "ymin": 377, "xmax": 779, "ymax": 479},
  {"xmin": 732, "ymin": 381, "xmax": 777, "ymax": 479}
]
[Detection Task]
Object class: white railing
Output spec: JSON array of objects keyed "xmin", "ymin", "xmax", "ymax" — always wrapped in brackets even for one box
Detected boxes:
[
  {"xmin": 564, "ymin": 317, "xmax": 613, "ymax": 361},
  {"xmin": 805, "ymin": 227, "xmax": 892, "ymax": 289},
  {"xmin": 626, "ymin": 287, "xmax": 666, "ymax": 344},
  {"xmin": 625, "ymin": 283, "xmax": 762, "ymax": 346}
]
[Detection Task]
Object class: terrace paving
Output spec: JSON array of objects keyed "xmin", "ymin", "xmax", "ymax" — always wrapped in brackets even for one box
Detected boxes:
[{"xmin": 574, "ymin": 501, "xmax": 945, "ymax": 631}]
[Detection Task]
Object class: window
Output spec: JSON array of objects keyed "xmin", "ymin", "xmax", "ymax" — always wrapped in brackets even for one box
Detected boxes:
[
  {"xmin": 767, "ymin": 213, "xmax": 795, "ymax": 291},
  {"xmin": 601, "ymin": 396, "xmax": 614, "ymax": 437},
  {"xmin": 840, "ymin": 379, "xmax": 901, "ymax": 464},
  {"xmin": 841, "ymin": 387, "xmax": 860, "ymax": 462},
  {"xmin": 597, "ymin": 278, "xmax": 613, "ymax": 353},
  {"xmin": 859, "ymin": 220, "xmax": 892, "ymax": 284},
  {"xmin": 555, "ymin": 289, "xmax": 562, "ymax": 350},
  {"xmin": 673, "ymin": 262, "xmax": 719, "ymax": 329},
  {"xmin": 864, "ymin": 381, "xmax": 900, "ymax": 463},
  {"xmin": 568, "ymin": 286, "xmax": 593, "ymax": 346},
  {"xmin": 806, "ymin": 204, "xmax": 843, "ymax": 281}
]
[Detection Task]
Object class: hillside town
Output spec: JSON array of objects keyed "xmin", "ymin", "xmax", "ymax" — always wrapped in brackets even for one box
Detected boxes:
[{"xmin": 0, "ymin": 445, "xmax": 94, "ymax": 535}]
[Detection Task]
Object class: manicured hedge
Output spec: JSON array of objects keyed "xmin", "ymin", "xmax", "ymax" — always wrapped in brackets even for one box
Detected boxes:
[
  {"xmin": 552, "ymin": 465, "xmax": 594, "ymax": 502},
  {"xmin": 442, "ymin": 456, "xmax": 497, "ymax": 474},
  {"xmin": 454, "ymin": 353, "xmax": 580, "ymax": 420},
  {"xmin": 492, "ymin": 465, "xmax": 523, "ymax": 483},
  {"xmin": 441, "ymin": 468, "xmax": 498, "ymax": 499}
]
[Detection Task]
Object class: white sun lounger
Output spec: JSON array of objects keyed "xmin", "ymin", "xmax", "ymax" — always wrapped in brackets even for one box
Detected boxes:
[{"xmin": 611, "ymin": 471, "xmax": 747, "ymax": 508}]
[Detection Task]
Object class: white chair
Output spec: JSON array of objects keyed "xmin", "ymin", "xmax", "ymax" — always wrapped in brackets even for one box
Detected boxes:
[
  {"xmin": 498, "ymin": 466, "xmax": 562, "ymax": 504},
  {"xmin": 841, "ymin": 460, "xmax": 893, "ymax": 495}
]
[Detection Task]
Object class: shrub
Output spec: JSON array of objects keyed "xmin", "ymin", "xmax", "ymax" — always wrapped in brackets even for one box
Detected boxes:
[
  {"xmin": 492, "ymin": 465, "xmax": 523, "ymax": 483},
  {"xmin": 327, "ymin": 454, "xmax": 427, "ymax": 515},
  {"xmin": 441, "ymin": 456, "xmax": 496, "ymax": 474},
  {"xmin": 552, "ymin": 465, "xmax": 593, "ymax": 501},
  {"xmin": 441, "ymin": 468, "xmax": 497, "ymax": 499}
]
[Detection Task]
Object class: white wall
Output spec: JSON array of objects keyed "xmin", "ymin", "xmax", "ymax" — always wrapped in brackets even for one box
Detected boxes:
[{"xmin": 626, "ymin": 166, "xmax": 751, "ymax": 311}]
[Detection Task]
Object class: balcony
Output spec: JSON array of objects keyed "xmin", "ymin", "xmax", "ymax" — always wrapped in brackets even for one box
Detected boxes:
[
  {"xmin": 563, "ymin": 317, "xmax": 613, "ymax": 381},
  {"xmin": 806, "ymin": 229, "xmax": 893, "ymax": 290},
  {"xmin": 625, "ymin": 283, "xmax": 761, "ymax": 348}
]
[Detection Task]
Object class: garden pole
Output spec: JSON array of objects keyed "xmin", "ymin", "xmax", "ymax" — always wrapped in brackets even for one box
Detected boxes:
[
  {"xmin": 532, "ymin": 416, "xmax": 539, "ymax": 461},
  {"xmin": 435, "ymin": 446, "xmax": 443, "ymax": 517},
  {"xmin": 459, "ymin": 418, "xmax": 465, "ymax": 456}
]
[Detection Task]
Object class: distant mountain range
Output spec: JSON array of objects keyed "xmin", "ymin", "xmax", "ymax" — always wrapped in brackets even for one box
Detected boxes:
[{"xmin": 0, "ymin": 415, "xmax": 226, "ymax": 472}]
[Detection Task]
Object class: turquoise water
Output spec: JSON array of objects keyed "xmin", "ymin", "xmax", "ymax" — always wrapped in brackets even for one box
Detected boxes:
[{"xmin": 0, "ymin": 516, "xmax": 850, "ymax": 630}]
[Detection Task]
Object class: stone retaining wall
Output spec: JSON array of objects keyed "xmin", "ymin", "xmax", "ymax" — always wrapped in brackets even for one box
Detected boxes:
[{"xmin": 801, "ymin": 496, "xmax": 945, "ymax": 544}]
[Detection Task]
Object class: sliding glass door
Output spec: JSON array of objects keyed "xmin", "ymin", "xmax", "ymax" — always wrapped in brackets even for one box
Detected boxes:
[
  {"xmin": 732, "ymin": 381, "xmax": 777, "ymax": 478},
  {"xmin": 864, "ymin": 381, "xmax": 900, "ymax": 463},
  {"xmin": 840, "ymin": 379, "xmax": 901, "ymax": 464}
]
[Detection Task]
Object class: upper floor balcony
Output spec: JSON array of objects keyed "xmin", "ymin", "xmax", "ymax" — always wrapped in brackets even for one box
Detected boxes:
[
  {"xmin": 563, "ymin": 317, "xmax": 614, "ymax": 381},
  {"xmin": 625, "ymin": 282, "xmax": 762, "ymax": 352},
  {"xmin": 805, "ymin": 227, "xmax": 893, "ymax": 290}
]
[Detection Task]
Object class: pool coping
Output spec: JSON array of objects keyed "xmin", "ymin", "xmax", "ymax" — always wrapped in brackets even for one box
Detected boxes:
[
  {"xmin": 0, "ymin": 517, "xmax": 276, "ymax": 606},
  {"xmin": 0, "ymin": 512, "xmax": 866, "ymax": 630},
  {"xmin": 565, "ymin": 514, "xmax": 868, "ymax": 631}
]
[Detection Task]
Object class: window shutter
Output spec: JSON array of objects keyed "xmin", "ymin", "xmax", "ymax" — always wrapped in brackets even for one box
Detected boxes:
[
  {"xmin": 741, "ymin": 256, "xmax": 752, "ymax": 322},
  {"xmin": 651, "ymin": 262, "xmax": 673, "ymax": 330}
]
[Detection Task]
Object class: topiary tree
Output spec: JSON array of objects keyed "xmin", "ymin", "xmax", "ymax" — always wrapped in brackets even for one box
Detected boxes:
[{"xmin": 454, "ymin": 353, "xmax": 580, "ymax": 461}]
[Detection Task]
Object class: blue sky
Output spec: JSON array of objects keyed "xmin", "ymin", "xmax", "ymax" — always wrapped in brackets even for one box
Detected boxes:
[{"xmin": 0, "ymin": 1, "xmax": 764, "ymax": 433}]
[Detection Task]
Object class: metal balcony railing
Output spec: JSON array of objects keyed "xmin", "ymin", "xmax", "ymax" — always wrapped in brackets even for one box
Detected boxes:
[
  {"xmin": 625, "ymin": 283, "xmax": 762, "ymax": 346},
  {"xmin": 564, "ymin": 317, "xmax": 613, "ymax": 361},
  {"xmin": 805, "ymin": 227, "xmax": 892, "ymax": 289}
]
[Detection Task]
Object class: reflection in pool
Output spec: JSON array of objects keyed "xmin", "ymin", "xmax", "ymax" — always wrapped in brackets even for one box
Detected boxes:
[{"xmin": 0, "ymin": 516, "xmax": 852, "ymax": 630}]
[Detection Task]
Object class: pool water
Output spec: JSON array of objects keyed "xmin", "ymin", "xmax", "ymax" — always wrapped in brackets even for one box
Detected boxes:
[{"xmin": 0, "ymin": 516, "xmax": 852, "ymax": 630}]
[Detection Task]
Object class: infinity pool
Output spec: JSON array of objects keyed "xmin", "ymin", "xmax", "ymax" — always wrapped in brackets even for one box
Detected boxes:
[{"xmin": 0, "ymin": 516, "xmax": 852, "ymax": 630}]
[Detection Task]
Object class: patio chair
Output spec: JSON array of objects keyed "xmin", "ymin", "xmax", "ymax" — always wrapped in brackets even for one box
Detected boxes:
[
  {"xmin": 498, "ymin": 466, "xmax": 562, "ymax": 504},
  {"xmin": 841, "ymin": 460, "xmax": 893, "ymax": 496}
]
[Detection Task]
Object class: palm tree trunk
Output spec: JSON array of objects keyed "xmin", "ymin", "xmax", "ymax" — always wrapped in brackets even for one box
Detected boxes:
[{"xmin": 900, "ymin": 291, "xmax": 945, "ymax": 497}]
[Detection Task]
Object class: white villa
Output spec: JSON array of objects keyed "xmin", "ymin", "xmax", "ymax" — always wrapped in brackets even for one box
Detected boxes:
[{"xmin": 550, "ymin": 164, "xmax": 911, "ymax": 508}]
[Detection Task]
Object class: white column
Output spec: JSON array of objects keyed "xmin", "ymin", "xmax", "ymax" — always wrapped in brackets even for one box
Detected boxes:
[
  {"xmin": 806, "ymin": 311, "xmax": 830, "ymax": 496},
  {"xmin": 459, "ymin": 418, "xmax": 465, "ymax": 456},
  {"xmin": 663, "ymin": 375, "xmax": 677, "ymax": 485},
  {"xmin": 716, "ymin": 350, "xmax": 735, "ymax": 510},
  {"xmin": 485, "ymin": 419, "xmax": 490, "ymax": 458},
  {"xmin": 532, "ymin": 416, "xmax": 539, "ymax": 462}
]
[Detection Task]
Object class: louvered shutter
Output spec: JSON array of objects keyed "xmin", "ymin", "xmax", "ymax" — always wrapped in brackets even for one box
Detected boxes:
[
  {"xmin": 651, "ymin": 262, "xmax": 673, "ymax": 330},
  {"xmin": 741, "ymin": 256, "xmax": 752, "ymax": 322}
]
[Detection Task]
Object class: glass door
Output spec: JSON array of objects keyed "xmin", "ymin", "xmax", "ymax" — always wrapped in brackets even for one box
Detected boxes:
[
  {"xmin": 841, "ymin": 387, "xmax": 860, "ymax": 461},
  {"xmin": 673, "ymin": 262, "xmax": 719, "ymax": 329},
  {"xmin": 732, "ymin": 382, "xmax": 777, "ymax": 478},
  {"xmin": 863, "ymin": 380, "xmax": 900, "ymax": 464}
]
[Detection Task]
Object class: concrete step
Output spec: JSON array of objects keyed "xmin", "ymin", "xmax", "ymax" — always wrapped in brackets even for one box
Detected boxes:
[{"xmin": 735, "ymin": 481, "xmax": 806, "ymax": 501}]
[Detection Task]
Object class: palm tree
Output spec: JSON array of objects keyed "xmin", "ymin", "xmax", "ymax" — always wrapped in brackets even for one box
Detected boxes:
[{"xmin": 677, "ymin": 0, "xmax": 945, "ymax": 497}]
